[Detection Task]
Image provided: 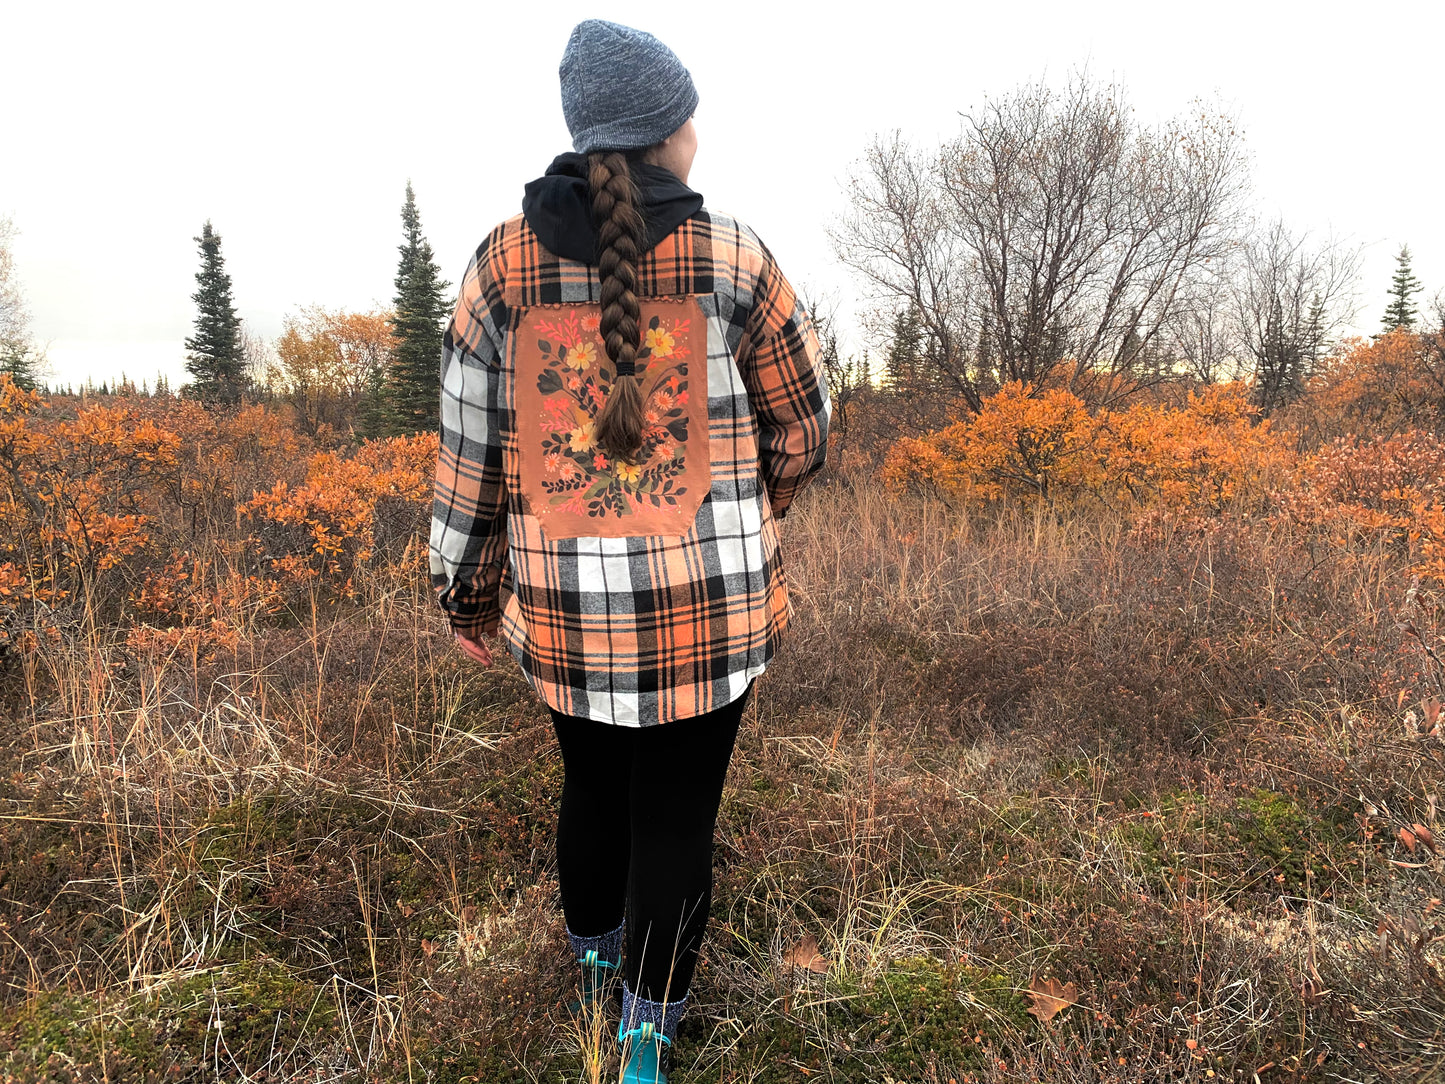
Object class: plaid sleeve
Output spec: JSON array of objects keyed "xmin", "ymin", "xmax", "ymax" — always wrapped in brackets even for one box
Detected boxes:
[
  {"xmin": 737, "ymin": 230, "xmax": 832, "ymax": 517},
  {"xmin": 428, "ymin": 226, "xmax": 511, "ymax": 637}
]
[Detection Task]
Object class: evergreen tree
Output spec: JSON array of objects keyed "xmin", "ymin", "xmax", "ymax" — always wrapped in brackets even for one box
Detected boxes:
[
  {"xmin": 184, "ymin": 221, "xmax": 246, "ymax": 403},
  {"xmin": 0, "ymin": 342, "xmax": 43, "ymax": 390},
  {"xmin": 884, "ymin": 305, "xmax": 924, "ymax": 391},
  {"xmin": 387, "ymin": 183, "xmax": 451, "ymax": 432},
  {"xmin": 1382, "ymin": 244, "xmax": 1422, "ymax": 331},
  {"xmin": 357, "ymin": 364, "xmax": 394, "ymax": 441}
]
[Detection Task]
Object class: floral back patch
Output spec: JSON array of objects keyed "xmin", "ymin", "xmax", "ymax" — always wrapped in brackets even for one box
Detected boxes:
[{"xmin": 513, "ymin": 296, "xmax": 711, "ymax": 539}]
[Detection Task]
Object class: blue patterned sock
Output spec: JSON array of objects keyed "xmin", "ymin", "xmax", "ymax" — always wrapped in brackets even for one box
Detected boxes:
[
  {"xmin": 567, "ymin": 922, "xmax": 624, "ymax": 966},
  {"xmin": 620, "ymin": 982, "xmax": 688, "ymax": 1044}
]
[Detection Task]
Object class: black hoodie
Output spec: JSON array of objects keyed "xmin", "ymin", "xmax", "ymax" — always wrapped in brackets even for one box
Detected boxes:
[{"xmin": 520, "ymin": 152, "xmax": 704, "ymax": 265}]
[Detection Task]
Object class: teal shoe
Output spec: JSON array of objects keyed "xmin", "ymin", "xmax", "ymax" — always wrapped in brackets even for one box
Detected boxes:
[
  {"xmin": 618, "ymin": 1020, "xmax": 670, "ymax": 1084},
  {"xmin": 568, "ymin": 948, "xmax": 620, "ymax": 1014}
]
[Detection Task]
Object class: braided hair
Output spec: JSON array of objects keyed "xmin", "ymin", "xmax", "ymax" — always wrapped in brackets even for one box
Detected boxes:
[{"xmin": 587, "ymin": 151, "xmax": 648, "ymax": 463}]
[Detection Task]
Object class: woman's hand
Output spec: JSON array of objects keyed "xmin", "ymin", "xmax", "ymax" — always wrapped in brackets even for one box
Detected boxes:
[{"xmin": 454, "ymin": 630, "xmax": 494, "ymax": 666}]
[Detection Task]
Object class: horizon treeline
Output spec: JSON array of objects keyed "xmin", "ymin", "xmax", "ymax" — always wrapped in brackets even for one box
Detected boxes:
[
  {"xmin": 24, "ymin": 183, "xmax": 454, "ymax": 439},
  {"xmin": 7, "ymin": 69, "xmax": 1442, "ymax": 441}
]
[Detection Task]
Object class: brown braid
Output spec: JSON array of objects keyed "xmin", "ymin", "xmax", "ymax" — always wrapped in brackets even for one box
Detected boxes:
[{"xmin": 587, "ymin": 151, "xmax": 647, "ymax": 462}]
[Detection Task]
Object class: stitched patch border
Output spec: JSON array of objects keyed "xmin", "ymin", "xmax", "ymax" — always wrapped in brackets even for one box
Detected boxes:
[{"xmin": 512, "ymin": 296, "xmax": 710, "ymax": 539}]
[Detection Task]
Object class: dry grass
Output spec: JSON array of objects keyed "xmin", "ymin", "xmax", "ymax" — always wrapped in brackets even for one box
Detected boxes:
[{"xmin": 3, "ymin": 466, "xmax": 1445, "ymax": 1083}]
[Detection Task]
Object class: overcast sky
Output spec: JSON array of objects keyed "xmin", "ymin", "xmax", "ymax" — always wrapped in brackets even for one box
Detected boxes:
[{"xmin": 3, "ymin": 0, "xmax": 1442, "ymax": 390}]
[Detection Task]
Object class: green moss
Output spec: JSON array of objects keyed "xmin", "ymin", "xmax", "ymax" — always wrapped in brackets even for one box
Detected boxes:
[
  {"xmin": 1226, "ymin": 788, "xmax": 1344, "ymax": 894},
  {"xmin": 1, "ymin": 955, "xmax": 334, "ymax": 1082},
  {"xmin": 842, "ymin": 955, "xmax": 1029, "ymax": 1072}
]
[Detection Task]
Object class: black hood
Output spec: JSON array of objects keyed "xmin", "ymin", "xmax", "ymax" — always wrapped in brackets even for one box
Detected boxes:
[{"xmin": 521, "ymin": 152, "xmax": 704, "ymax": 264}]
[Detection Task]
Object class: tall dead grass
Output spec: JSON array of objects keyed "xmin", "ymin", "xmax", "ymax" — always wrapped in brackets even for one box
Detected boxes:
[{"xmin": 2, "ymin": 465, "xmax": 1444, "ymax": 1082}]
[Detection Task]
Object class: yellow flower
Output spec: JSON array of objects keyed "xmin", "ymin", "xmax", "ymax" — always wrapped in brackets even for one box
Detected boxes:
[
  {"xmin": 568, "ymin": 422, "xmax": 596, "ymax": 452},
  {"xmin": 644, "ymin": 326, "xmax": 675, "ymax": 358},
  {"xmin": 566, "ymin": 342, "xmax": 596, "ymax": 371},
  {"xmin": 616, "ymin": 461, "xmax": 643, "ymax": 485}
]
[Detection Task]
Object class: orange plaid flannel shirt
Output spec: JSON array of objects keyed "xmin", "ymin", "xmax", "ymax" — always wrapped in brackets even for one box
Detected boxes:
[{"xmin": 428, "ymin": 210, "xmax": 829, "ymax": 725}]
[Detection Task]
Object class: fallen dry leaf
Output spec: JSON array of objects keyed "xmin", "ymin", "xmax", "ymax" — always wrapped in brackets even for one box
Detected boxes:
[
  {"xmin": 1400, "ymin": 826, "xmax": 1419, "ymax": 853},
  {"xmin": 1025, "ymin": 976, "xmax": 1078, "ymax": 1022},
  {"xmin": 1412, "ymin": 823, "xmax": 1436, "ymax": 854},
  {"xmin": 782, "ymin": 934, "xmax": 829, "ymax": 974}
]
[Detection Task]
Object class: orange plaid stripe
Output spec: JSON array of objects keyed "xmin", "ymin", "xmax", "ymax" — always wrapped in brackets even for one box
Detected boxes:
[{"xmin": 429, "ymin": 210, "xmax": 829, "ymax": 725}]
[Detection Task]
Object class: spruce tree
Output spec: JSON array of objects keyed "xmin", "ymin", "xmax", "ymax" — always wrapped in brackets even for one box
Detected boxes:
[
  {"xmin": 1382, "ymin": 244, "xmax": 1422, "ymax": 331},
  {"xmin": 0, "ymin": 342, "xmax": 42, "ymax": 390},
  {"xmin": 357, "ymin": 364, "xmax": 394, "ymax": 441},
  {"xmin": 884, "ymin": 306, "xmax": 924, "ymax": 391},
  {"xmin": 387, "ymin": 183, "xmax": 451, "ymax": 432},
  {"xmin": 184, "ymin": 221, "xmax": 246, "ymax": 403}
]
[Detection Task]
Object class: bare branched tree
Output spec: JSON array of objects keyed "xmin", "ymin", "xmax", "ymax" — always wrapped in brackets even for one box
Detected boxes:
[
  {"xmin": 1163, "ymin": 257, "xmax": 1242, "ymax": 384},
  {"xmin": 833, "ymin": 71, "xmax": 1250, "ymax": 411},
  {"xmin": 832, "ymin": 132, "xmax": 977, "ymax": 401},
  {"xmin": 1234, "ymin": 218, "xmax": 1360, "ymax": 414},
  {"xmin": 799, "ymin": 286, "xmax": 870, "ymax": 444}
]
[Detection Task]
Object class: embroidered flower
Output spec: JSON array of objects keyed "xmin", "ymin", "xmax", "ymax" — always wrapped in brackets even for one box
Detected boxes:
[
  {"xmin": 543, "ymin": 396, "xmax": 574, "ymax": 428},
  {"xmin": 645, "ymin": 326, "xmax": 676, "ymax": 358},
  {"xmin": 652, "ymin": 391, "xmax": 674, "ymax": 412},
  {"xmin": 644, "ymin": 408, "xmax": 661, "ymax": 425},
  {"xmin": 565, "ymin": 372, "xmax": 582, "ymax": 391},
  {"xmin": 565, "ymin": 342, "xmax": 596, "ymax": 371},
  {"xmin": 593, "ymin": 452, "xmax": 609, "ymax": 471},
  {"xmin": 569, "ymin": 422, "xmax": 596, "ymax": 453},
  {"xmin": 616, "ymin": 461, "xmax": 643, "ymax": 485},
  {"xmin": 581, "ymin": 313, "xmax": 601, "ymax": 332},
  {"xmin": 544, "ymin": 452, "xmax": 562, "ymax": 474}
]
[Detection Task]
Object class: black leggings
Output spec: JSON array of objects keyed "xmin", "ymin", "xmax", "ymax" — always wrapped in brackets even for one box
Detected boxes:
[{"xmin": 550, "ymin": 687, "xmax": 749, "ymax": 1001}]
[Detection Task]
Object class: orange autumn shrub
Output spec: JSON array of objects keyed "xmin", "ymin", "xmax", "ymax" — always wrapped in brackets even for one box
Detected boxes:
[
  {"xmin": 1280, "ymin": 430, "xmax": 1445, "ymax": 584},
  {"xmin": 883, "ymin": 379, "xmax": 1293, "ymax": 517},
  {"xmin": 1100, "ymin": 383, "xmax": 1295, "ymax": 515},
  {"xmin": 245, "ymin": 431, "xmax": 439, "ymax": 590},
  {"xmin": 882, "ymin": 381, "xmax": 1103, "ymax": 504},
  {"xmin": 0, "ymin": 375, "xmax": 429, "ymax": 668},
  {"xmin": 1295, "ymin": 328, "xmax": 1445, "ymax": 442},
  {"xmin": 155, "ymin": 399, "xmax": 311, "ymax": 533},
  {"xmin": 0, "ymin": 376, "xmax": 181, "ymax": 608}
]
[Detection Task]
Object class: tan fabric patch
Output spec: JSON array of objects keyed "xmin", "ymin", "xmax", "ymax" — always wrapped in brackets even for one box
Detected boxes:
[{"xmin": 513, "ymin": 296, "xmax": 710, "ymax": 539}]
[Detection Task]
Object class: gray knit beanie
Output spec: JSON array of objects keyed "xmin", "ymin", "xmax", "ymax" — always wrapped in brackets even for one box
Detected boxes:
[{"xmin": 559, "ymin": 20, "xmax": 698, "ymax": 154}]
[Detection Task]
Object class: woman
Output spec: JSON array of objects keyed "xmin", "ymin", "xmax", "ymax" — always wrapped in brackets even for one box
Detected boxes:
[{"xmin": 428, "ymin": 19, "xmax": 830, "ymax": 1081}]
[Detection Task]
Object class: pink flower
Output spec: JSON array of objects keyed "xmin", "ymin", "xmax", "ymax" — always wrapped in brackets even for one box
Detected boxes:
[{"xmin": 593, "ymin": 453, "xmax": 609, "ymax": 471}]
